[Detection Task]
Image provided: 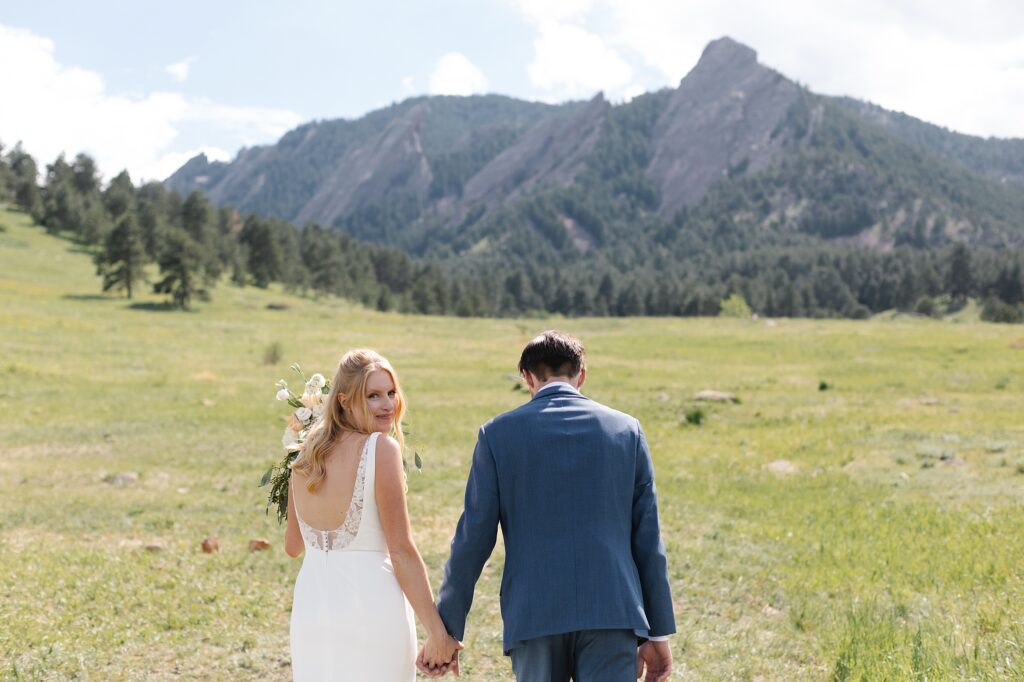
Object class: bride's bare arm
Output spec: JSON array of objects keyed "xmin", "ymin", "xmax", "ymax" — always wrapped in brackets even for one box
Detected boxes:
[
  {"xmin": 376, "ymin": 436, "xmax": 460, "ymax": 666},
  {"xmin": 284, "ymin": 477, "xmax": 305, "ymax": 558}
]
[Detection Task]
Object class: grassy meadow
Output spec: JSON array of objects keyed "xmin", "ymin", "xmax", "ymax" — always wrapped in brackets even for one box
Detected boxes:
[{"xmin": 2, "ymin": 204, "xmax": 1023, "ymax": 680}]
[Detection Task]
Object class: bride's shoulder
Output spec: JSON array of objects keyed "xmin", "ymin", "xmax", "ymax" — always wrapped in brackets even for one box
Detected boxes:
[{"xmin": 373, "ymin": 433, "xmax": 402, "ymax": 458}]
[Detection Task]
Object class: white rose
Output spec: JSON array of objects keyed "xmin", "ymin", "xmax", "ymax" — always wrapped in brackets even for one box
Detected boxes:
[
  {"xmin": 276, "ymin": 389, "xmax": 290, "ymax": 401},
  {"xmin": 306, "ymin": 373, "xmax": 326, "ymax": 392},
  {"xmin": 282, "ymin": 428, "xmax": 297, "ymax": 447},
  {"xmin": 295, "ymin": 407, "xmax": 313, "ymax": 422}
]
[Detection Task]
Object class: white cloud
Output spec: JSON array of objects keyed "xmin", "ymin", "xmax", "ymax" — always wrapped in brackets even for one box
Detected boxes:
[
  {"xmin": 165, "ymin": 56, "xmax": 197, "ymax": 83},
  {"xmin": 401, "ymin": 75, "xmax": 415, "ymax": 94},
  {"xmin": 527, "ymin": 22, "xmax": 633, "ymax": 99},
  {"xmin": 428, "ymin": 52, "xmax": 489, "ymax": 96},
  {"xmin": 601, "ymin": 0, "xmax": 1024, "ymax": 138},
  {"xmin": 0, "ymin": 24, "xmax": 304, "ymax": 183},
  {"xmin": 511, "ymin": 0, "xmax": 633, "ymax": 101}
]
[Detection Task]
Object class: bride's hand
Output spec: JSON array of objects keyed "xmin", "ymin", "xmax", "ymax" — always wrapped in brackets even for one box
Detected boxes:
[{"xmin": 421, "ymin": 630, "xmax": 462, "ymax": 670}]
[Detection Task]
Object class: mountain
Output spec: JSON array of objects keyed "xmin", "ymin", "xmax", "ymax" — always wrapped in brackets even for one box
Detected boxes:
[{"xmin": 166, "ymin": 37, "xmax": 1024, "ymax": 260}]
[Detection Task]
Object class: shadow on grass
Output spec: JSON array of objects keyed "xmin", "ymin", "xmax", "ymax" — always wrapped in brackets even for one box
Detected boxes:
[
  {"xmin": 128, "ymin": 301, "xmax": 193, "ymax": 313},
  {"xmin": 65, "ymin": 244, "xmax": 95, "ymax": 256},
  {"xmin": 63, "ymin": 293, "xmax": 112, "ymax": 301}
]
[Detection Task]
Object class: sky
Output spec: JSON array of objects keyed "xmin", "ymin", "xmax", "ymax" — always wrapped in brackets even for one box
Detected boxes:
[{"xmin": 2, "ymin": 0, "xmax": 1023, "ymax": 183}]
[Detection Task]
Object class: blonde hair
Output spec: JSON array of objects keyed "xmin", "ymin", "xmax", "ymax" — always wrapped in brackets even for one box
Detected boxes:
[{"xmin": 292, "ymin": 349, "xmax": 406, "ymax": 492}]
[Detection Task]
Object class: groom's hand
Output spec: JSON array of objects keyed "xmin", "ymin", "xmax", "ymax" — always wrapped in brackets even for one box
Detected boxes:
[{"xmin": 636, "ymin": 640, "xmax": 672, "ymax": 681}]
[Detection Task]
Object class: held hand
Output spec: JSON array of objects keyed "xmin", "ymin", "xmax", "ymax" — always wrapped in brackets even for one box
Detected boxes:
[
  {"xmin": 636, "ymin": 640, "xmax": 672, "ymax": 682},
  {"xmin": 423, "ymin": 630, "xmax": 462, "ymax": 667},
  {"xmin": 417, "ymin": 637, "xmax": 463, "ymax": 677},
  {"xmin": 415, "ymin": 647, "xmax": 460, "ymax": 678}
]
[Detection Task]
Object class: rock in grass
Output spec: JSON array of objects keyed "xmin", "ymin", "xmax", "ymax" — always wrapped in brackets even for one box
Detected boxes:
[
  {"xmin": 104, "ymin": 472, "xmax": 139, "ymax": 485},
  {"xmin": 201, "ymin": 536, "xmax": 220, "ymax": 553},
  {"xmin": 248, "ymin": 539, "xmax": 271, "ymax": 552},
  {"xmin": 765, "ymin": 460, "xmax": 799, "ymax": 475},
  {"xmin": 694, "ymin": 390, "xmax": 739, "ymax": 403}
]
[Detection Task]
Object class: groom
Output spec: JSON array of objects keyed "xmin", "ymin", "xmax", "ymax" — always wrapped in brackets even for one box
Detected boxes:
[{"xmin": 422, "ymin": 331, "xmax": 675, "ymax": 680}]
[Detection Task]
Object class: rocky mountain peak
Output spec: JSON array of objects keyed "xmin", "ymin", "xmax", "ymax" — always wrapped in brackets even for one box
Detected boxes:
[
  {"xmin": 693, "ymin": 36, "xmax": 759, "ymax": 77},
  {"xmin": 648, "ymin": 36, "xmax": 799, "ymax": 215}
]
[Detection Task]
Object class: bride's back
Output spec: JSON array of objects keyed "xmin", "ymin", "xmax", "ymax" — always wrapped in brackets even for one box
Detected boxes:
[{"xmin": 291, "ymin": 432, "xmax": 368, "ymax": 530}]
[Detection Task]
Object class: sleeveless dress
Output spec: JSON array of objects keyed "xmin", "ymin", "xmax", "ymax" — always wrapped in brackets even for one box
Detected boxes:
[{"xmin": 290, "ymin": 432, "xmax": 417, "ymax": 681}]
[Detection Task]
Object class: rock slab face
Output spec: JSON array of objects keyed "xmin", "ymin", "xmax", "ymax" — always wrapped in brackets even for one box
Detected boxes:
[{"xmin": 647, "ymin": 37, "xmax": 802, "ymax": 216}]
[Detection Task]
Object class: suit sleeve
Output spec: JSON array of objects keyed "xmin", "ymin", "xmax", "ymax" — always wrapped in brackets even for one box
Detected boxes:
[
  {"xmin": 436, "ymin": 426, "xmax": 500, "ymax": 641},
  {"xmin": 631, "ymin": 421, "xmax": 676, "ymax": 638}
]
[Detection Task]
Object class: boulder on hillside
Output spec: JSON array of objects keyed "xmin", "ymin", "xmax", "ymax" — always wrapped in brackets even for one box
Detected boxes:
[{"xmin": 765, "ymin": 460, "xmax": 799, "ymax": 475}]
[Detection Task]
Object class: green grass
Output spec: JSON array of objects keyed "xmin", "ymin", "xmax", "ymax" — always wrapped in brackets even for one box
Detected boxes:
[{"xmin": 2, "ymin": 205, "xmax": 1023, "ymax": 680}]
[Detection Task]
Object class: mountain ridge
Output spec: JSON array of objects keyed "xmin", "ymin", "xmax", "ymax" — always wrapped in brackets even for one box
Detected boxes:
[{"xmin": 166, "ymin": 37, "xmax": 1024, "ymax": 256}]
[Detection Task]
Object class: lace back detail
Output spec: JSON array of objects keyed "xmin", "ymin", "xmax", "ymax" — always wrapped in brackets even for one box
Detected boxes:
[{"xmin": 295, "ymin": 434, "xmax": 372, "ymax": 552}]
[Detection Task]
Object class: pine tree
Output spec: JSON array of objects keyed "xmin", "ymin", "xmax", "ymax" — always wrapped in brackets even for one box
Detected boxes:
[
  {"xmin": 945, "ymin": 243, "xmax": 973, "ymax": 301},
  {"xmin": 103, "ymin": 170, "xmax": 136, "ymax": 221},
  {"xmin": 181, "ymin": 191, "xmax": 222, "ymax": 279},
  {"xmin": 153, "ymin": 229, "xmax": 207, "ymax": 309},
  {"xmin": 96, "ymin": 213, "xmax": 147, "ymax": 298},
  {"xmin": 240, "ymin": 215, "xmax": 283, "ymax": 288},
  {"xmin": 0, "ymin": 141, "xmax": 14, "ymax": 202},
  {"xmin": 7, "ymin": 144, "xmax": 44, "ymax": 219}
]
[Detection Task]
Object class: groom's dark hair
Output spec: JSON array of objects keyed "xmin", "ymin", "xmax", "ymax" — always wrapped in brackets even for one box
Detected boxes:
[{"xmin": 519, "ymin": 330, "xmax": 585, "ymax": 380}]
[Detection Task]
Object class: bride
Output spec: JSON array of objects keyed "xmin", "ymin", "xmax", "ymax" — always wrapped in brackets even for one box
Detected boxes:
[{"xmin": 284, "ymin": 349, "xmax": 459, "ymax": 680}]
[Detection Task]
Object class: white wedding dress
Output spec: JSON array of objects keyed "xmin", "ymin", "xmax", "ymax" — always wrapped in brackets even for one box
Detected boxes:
[{"xmin": 290, "ymin": 432, "xmax": 416, "ymax": 681}]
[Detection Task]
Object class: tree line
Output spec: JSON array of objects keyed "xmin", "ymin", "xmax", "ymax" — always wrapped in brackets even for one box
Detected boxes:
[{"xmin": 1, "ymin": 141, "xmax": 1021, "ymax": 322}]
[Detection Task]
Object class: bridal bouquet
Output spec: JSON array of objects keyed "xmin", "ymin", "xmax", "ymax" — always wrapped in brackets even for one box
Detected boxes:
[{"xmin": 260, "ymin": 364, "xmax": 330, "ymax": 524}]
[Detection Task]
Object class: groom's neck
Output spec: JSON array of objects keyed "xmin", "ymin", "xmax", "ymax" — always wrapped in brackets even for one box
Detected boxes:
[{"xmin": 528, "ymin": 375, "xmax": 577, "ymax": 397}]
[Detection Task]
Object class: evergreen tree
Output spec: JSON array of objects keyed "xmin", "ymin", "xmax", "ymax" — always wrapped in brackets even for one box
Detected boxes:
[
  {"xmin": 96, "ymin": 213, "xmax": 147, "ymax": 298},
  {"xmin": 181, "ymin": 191, "xmax": 222, "ymax": 279},
  {"xmin": 995, "ymin": 260, "xmax": 1023, "ymax": 305},
  {"xmin": 153, "ymin": 229, "xmax": 207, "ymax": 309},
  {"xmin": 103, "ymin": 170, "xmax": 136, "ymax": 221},
  {"xmin": 41, "ymin": 155, "xmax": 79, "ymax": 235},
  {"xmin": 7, "ymin": 144, "xmax": 44, "ymax": 218},
  {"xmin": 945, "ymin": 243, "xmax": 973, "ymax": 301},
  {"xmin": 240, "ymin": 215, "xmax": 283, "ymax": 287},
  {"xmin": 0, "ymin": 141, "xmax": 14, "ymax": 202},
  {"xmin": 71, "ymin": 153, "xmax": 108, "ymax": 243}
]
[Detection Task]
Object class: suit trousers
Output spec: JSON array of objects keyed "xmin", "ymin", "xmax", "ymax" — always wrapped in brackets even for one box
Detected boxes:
[{"xmin": 509, "ymin": 629, "xmax": 636, "ymax": 682}]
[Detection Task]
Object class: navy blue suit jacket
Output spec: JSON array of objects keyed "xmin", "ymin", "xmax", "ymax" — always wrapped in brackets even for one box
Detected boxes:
[{"xmin": 437, "ymin": 383, "xmax": 676, "ymax": 652}]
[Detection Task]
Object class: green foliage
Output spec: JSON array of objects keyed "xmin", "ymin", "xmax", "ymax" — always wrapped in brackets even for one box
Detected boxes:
[
  {"xmin": 980, "ymin": 297, "xmax": 1023, "ymax": 324},
  {"xmin": 95, "ymin": 212, "xmax": 147, "ymax": 298},
  {"xmin": 684, "ymin": 406, "xmax": 706, "ymax": 426},
  {"xmin": 153, "ymin": 228, "xmax": 208, "ymax": 309},
  {"xmin": 260, "ymin": 451, "xmax": 299, "ymax": 525},
  {"xmin": 720, "ymin": 293, "xmax": 752, "ymax": 318}
]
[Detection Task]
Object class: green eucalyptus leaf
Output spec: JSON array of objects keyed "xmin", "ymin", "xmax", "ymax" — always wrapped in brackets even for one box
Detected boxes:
[{"xmin": 414, "ymin": 451, "xmax": 423, "ymax": 471}]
